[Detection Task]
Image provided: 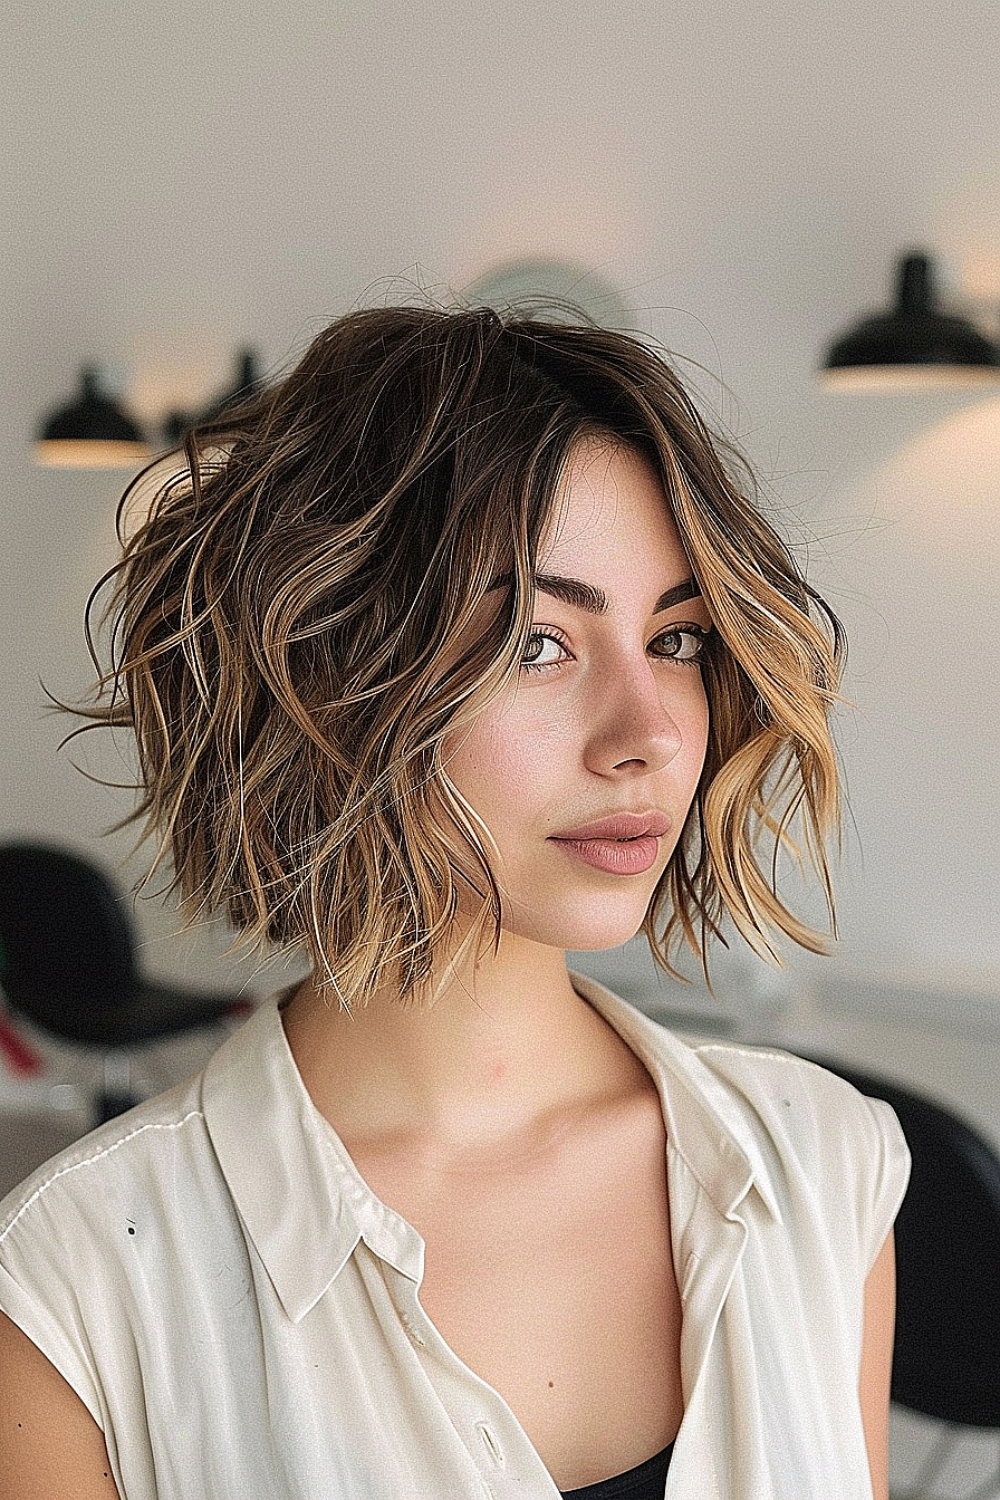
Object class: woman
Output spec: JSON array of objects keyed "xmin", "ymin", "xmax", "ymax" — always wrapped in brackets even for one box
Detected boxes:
[{"xmin": 0, "ymin": 307, "xmax": 908, "ymax": 1498}]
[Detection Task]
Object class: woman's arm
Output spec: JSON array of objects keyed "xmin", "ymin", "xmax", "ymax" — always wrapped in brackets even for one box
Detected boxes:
[
  {"xmin": 858, "ymin": 1229, "xmax": 897, "ymax": 1500},
  {"xmin": 0, "ymin": 1310, "xmax": 122, "ymax": 1499}
]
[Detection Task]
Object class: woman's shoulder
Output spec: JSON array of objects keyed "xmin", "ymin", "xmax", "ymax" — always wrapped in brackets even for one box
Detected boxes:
[
  {"xmin": 685, "ymin": 1033, "xmax": 901, "ymax": 1137},
  {"xmin": 0, "ymin": 1068, "xmax": 224, "ymax": 1432},
  {"xmin": 0, "ymin": 995, "xmax": 288, "ymax": 1242},
  {"xmin": 687, "ymin": 1032, "xmax": 870, "ymax": 1108},
  {"xmin": 680, "ymin": 1033, "xmax": 912, "ymax": 1262},
  {"xmin": 676, "ymin": 1030, "xmax": 900, "ymax": 1158},
  {"xmin": 0, "ymin": 1068, "xmax": 211, "ymax": 1245}
]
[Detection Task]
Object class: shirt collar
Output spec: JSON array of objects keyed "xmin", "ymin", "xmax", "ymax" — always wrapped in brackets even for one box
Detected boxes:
[
  {"xmin": 202, "ymin": 971, "xmax": 781, "ymax": 1324},
  {"xmin": 570, "ymin": 972, "xmax": 784, "ymax": 1225},
  {"xmin": 202, "ymin": 987, "xmax": 428, "ymax": 1323}
]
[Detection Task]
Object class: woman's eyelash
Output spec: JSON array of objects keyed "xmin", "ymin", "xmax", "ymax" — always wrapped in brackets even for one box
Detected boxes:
[
  {"xmin": 520, "ymin": 624, "xmax": 713, "ymax": 673},
  {"xmin": 520, "ymin": 627, "xmax": 571, "ymax": 672},
  {"xmin": 648, "ymin": 623, "xmax": 712, "ymax": 664}
]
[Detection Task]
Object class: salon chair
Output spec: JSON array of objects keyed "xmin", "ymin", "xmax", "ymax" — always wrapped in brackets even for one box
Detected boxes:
[
  {"xmin": 0, "ymin": 840, "xmax": 253, "ymax": 1125},
  {"xmin": 805, "ymin": 1055, "xmax": 1000, "ymax": 1500}
]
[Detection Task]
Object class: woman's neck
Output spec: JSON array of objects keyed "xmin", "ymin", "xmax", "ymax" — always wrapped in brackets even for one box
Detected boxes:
[{"xmin": 279, "ymin": 920, "xmax": 648, "ymax": 1168}]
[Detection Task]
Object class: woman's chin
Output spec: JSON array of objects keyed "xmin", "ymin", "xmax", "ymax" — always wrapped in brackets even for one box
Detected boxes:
[
  {"xmin": 452, "ymin": 882, "xmax": 652, "ymax": 955},
  {"xmin": 509, "ymin": 908, "xmax": 648, "ymax": 954}
]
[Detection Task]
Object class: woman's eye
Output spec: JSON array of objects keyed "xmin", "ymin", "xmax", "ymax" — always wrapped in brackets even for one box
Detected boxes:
[
  {"xmin": 651, "ymin": 624, "xmax": 711, "ymax": 664},
  {"xmin": 520, "ymin": 624, "xmax": 712, "ymax": 675},
  {"xmin": 520, "ymin": 631, "xmax": 568, "ymax": 673}
]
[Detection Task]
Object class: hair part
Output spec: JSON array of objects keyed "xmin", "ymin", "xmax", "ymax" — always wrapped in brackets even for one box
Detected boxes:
[{"xmin": 65, "ymin": 305, "xmax": 845, "ymax": 1010}]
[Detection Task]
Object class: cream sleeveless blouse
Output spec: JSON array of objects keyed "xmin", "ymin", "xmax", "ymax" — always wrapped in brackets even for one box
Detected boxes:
[{"xmin": 0, "ymin": 973, "xmax": 909, "ymax": 1498}]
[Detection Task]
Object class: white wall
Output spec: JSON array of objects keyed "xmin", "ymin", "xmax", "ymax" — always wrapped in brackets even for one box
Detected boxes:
[{"xmin": 3, "ymin": 0, "xmax": 999, "ymax": 1010}]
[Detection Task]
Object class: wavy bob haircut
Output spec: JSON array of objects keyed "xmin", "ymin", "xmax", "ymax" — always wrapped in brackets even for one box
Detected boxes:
[{"xmin": 72, "ymin": 306, "xmax": 845, "ymax": 1012}]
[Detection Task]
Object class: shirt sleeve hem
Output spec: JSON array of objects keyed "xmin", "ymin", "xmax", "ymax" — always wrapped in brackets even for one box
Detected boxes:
[
  {"xmin": 0, "ymin": 1261, "xmax": 105, "ymax": 1429},
  {"xmin": 862, "ymin": 1096, "xmax": 912, "ymax": 1273}
]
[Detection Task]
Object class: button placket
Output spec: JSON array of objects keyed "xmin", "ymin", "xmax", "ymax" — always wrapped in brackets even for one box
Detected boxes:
[{"xmin": 383, "ymin": 1264, "xmax": 549, "ymax": 1495}]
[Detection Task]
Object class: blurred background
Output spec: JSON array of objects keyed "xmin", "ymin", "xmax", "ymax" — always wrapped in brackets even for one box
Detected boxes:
[{"xmin": 2, "ymin": 1, "xmax": 999, "ymax": 1488}]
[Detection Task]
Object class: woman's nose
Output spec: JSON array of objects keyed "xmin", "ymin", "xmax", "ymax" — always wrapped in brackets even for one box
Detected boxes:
[{"xmin": 583, "ymin": 659, "xmax": 687, "ymax": 776}]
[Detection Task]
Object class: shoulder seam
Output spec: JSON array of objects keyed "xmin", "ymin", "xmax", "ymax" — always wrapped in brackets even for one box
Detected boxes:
[
  {"xmin": 0, "ymin": 1109, "xmax": 206, "ymax": 1242},
  {"xmin": 694, "ymin": 1042, "xmax": 802, "ymax": 1064},
  {"xmin": 696, "ymin": 1043, "xmax": 851, "ymax": 1080},
  {"xmin": 696, "ymin": 1044, "xmax": 857, "ymax": 1084}
]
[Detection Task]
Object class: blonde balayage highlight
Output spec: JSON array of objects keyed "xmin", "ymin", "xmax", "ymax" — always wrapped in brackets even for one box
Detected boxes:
[{"xmin": 66, "ymin": 306, "xmax": 844, "ymax": 1011}]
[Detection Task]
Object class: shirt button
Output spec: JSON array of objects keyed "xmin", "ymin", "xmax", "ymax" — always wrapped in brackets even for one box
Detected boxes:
[{"xmin": 401, "ymin": 1315, "xmax": 426, "ymax": 1347}]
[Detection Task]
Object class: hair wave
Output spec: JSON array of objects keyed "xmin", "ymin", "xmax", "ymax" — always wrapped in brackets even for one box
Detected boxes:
[{"xmin": 64, "ymin": 306, "xmax": 845, "ymax": 1009}]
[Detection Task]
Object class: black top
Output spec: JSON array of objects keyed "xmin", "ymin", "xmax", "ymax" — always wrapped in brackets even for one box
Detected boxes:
[{"xmin": 560, "ymin": 1441, "xmax": 674, "ymax": 1499}]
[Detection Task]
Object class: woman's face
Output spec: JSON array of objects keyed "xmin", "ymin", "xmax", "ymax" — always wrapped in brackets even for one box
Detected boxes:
[{"xmin": 443, "ymin": 438, "xmax": 712, "ymax": 952}]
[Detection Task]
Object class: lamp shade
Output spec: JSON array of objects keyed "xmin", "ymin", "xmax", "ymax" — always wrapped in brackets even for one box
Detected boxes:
[
  {"xmin": 202, "ymin": 348, "xmax": 261, "ymax": 422},
  {"xmin": 460, "ymin": 258, "xmax": 631, "ymax": 330},
  {"xmin": 35, "ymin": 366, "xmax": 151, "ymax": 467},
  {"xmin": 163, "ymin": 347, "xmax": 263, "ymax": 446},
  {"xmin": 820, "ymin": 253, "xmax": 1000, "ymax": 390}
]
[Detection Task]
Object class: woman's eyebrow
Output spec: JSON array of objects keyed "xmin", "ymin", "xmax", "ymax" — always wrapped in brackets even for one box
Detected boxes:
[{"xmin": 532, "ymin": 572, "xmax": 701, "ymax": 615}]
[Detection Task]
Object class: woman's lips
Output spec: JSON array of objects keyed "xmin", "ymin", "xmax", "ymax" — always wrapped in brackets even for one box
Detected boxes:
[
  {"xmin": 551, "ymin": 811, "xmax": 671, "ymax": 841},
  {"xmin": 549, "ymin": 833, "xmax": 663, "ymax": 875}
]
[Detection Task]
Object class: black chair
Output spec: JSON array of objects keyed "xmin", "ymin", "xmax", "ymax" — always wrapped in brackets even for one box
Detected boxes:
[
  {"xmin": 807, "ymin": 1055, "xmax": 1000, "ymax": 1500},
  {"xmin": 0, "ymin": 839, "xmax": 254, "ymax": 1123}
]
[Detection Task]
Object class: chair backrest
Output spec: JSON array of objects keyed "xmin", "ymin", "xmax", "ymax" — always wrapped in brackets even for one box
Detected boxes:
[
  {"xmin": 0, "ymin": 840, "xmax": 138, "ymax": 1027},
  {"xmin": 809, "ymin": 1055, "xmax": 1000, "ymax": 1429}
]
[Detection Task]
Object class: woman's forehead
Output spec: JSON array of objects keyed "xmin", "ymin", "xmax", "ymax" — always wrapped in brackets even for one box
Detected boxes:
[{"xmin": 538, "ymin": 439, "xmax": 686, "ymax": 577}]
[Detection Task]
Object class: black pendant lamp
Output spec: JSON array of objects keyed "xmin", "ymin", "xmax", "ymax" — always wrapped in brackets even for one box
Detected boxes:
[
  {"xmin": 820, "ymin": 252, "xmax": 1000, "ymax": 390},
  {"xmin": 163, "ymin": 347, "xmax": 262, "ymax": 446},
  {"xmin": 35, "ymin": 366, "xmax": 152, "ymax": 467}
]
